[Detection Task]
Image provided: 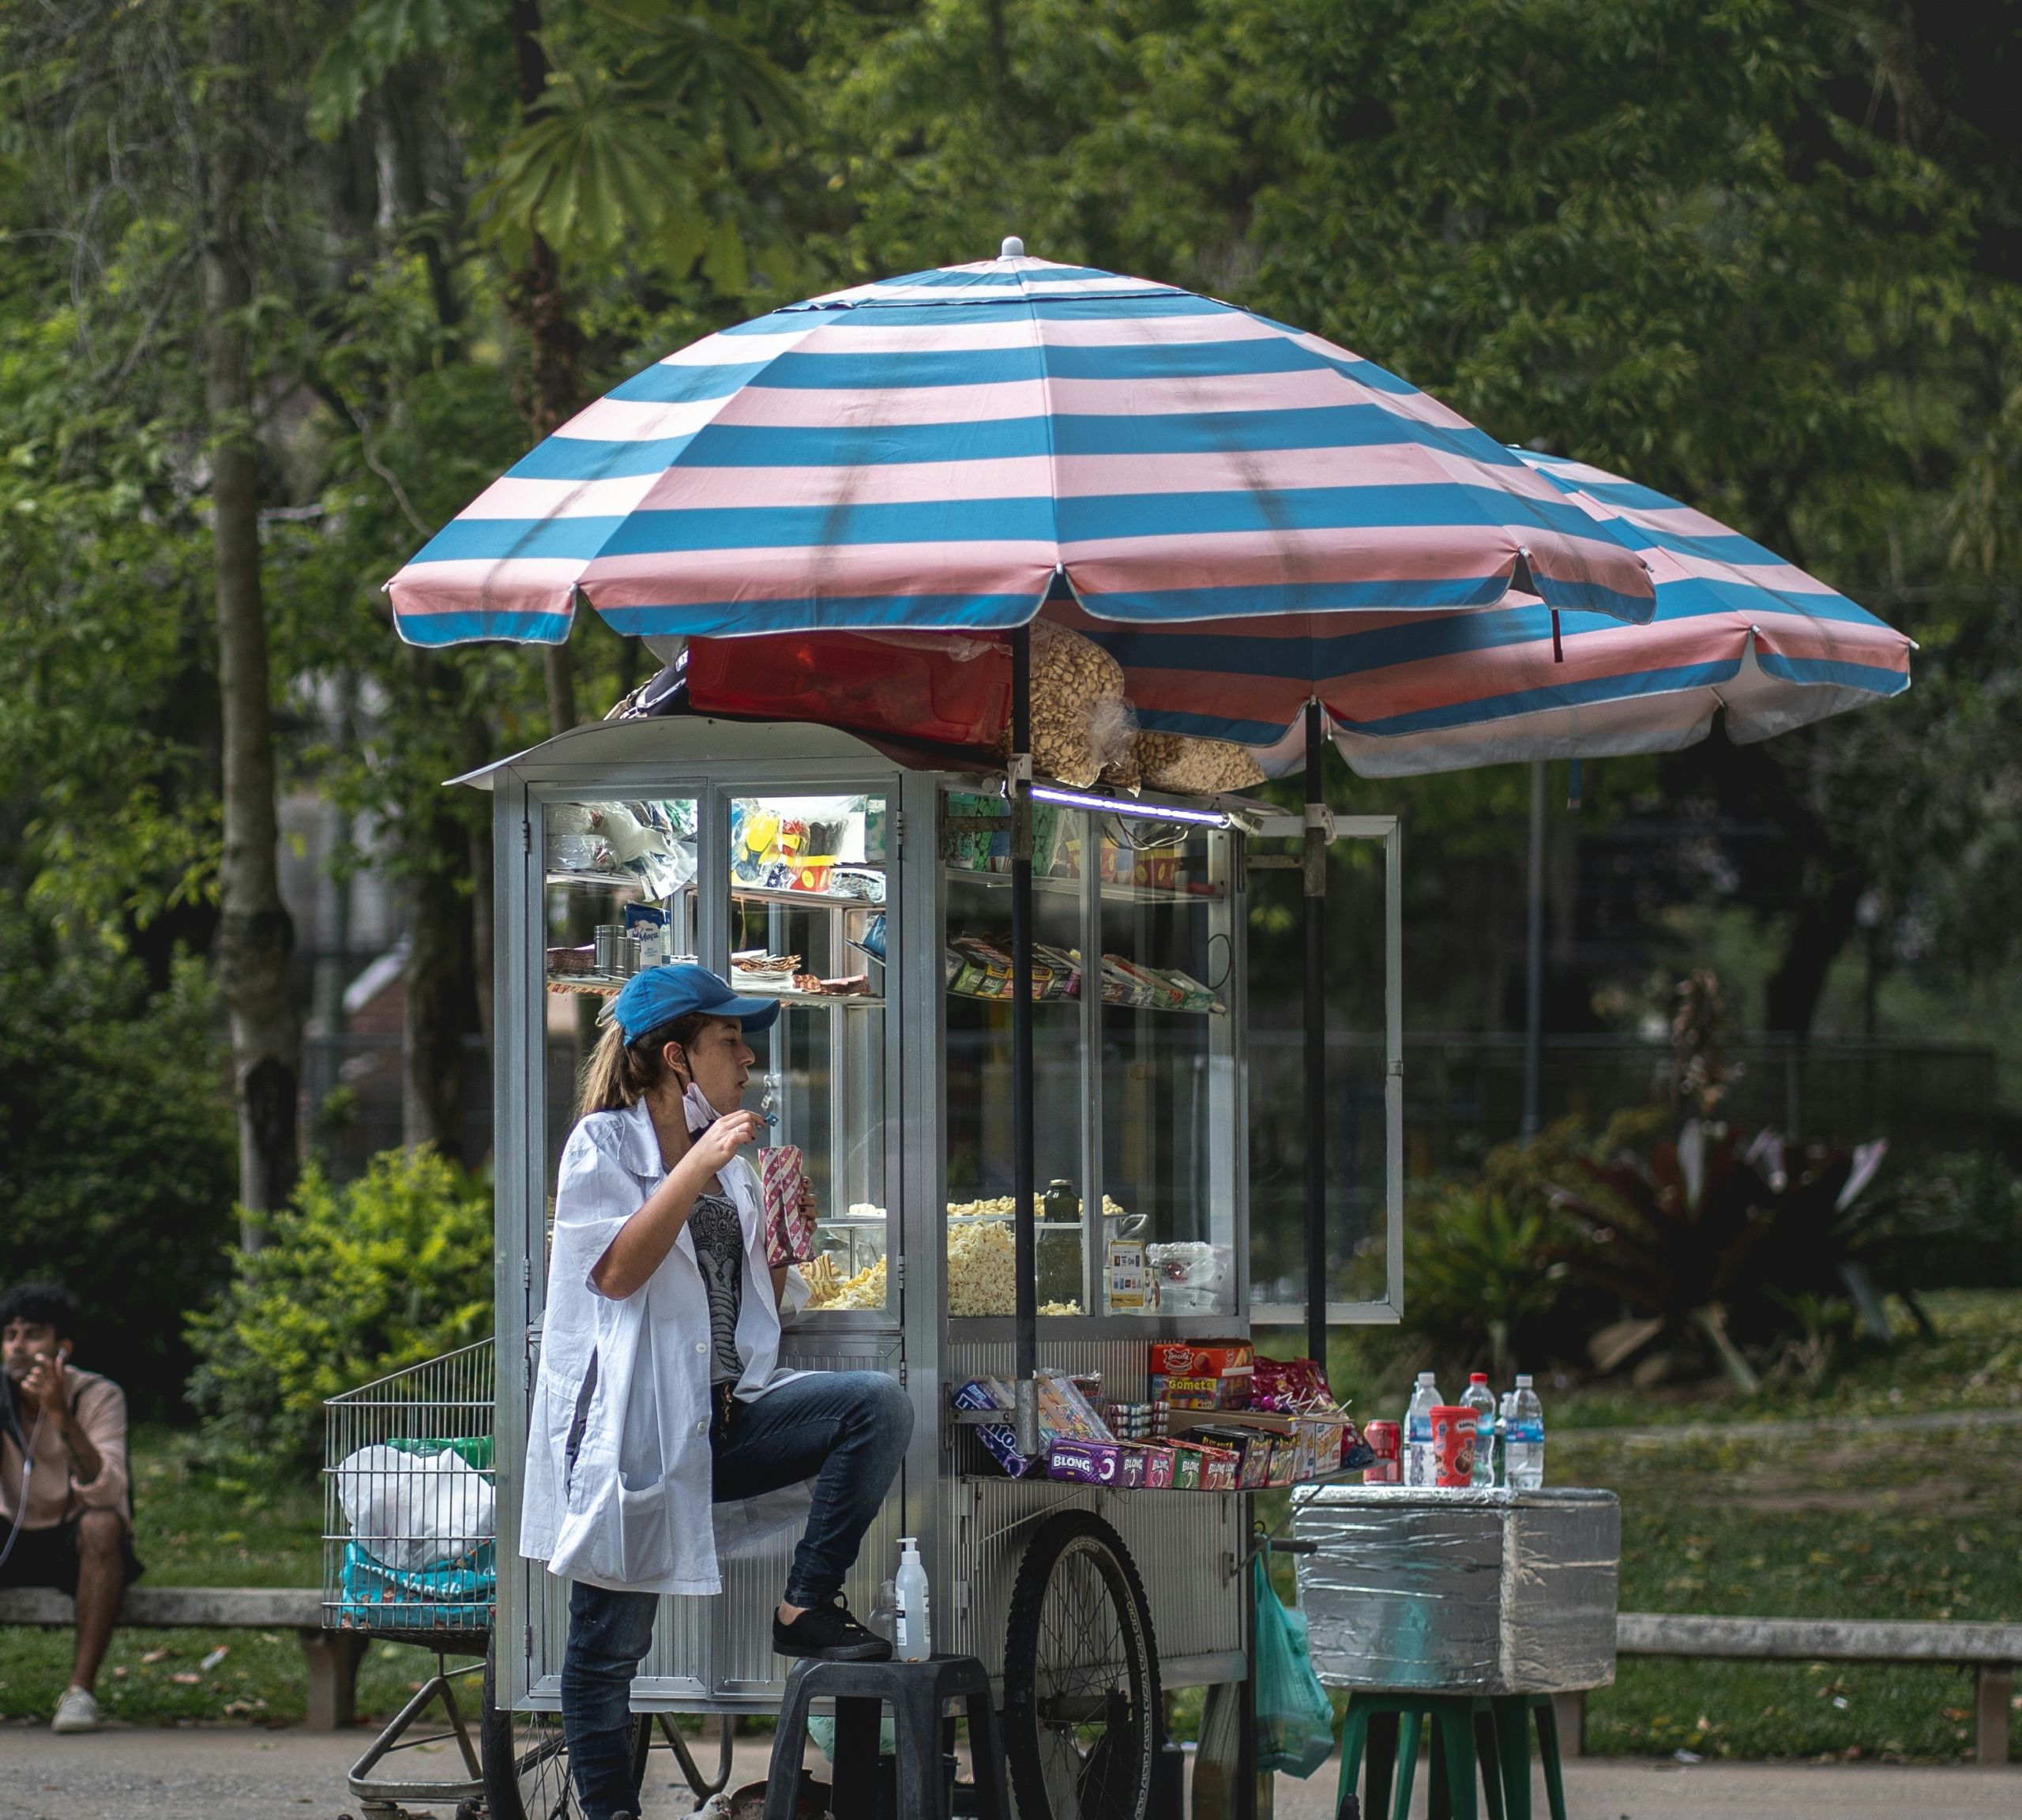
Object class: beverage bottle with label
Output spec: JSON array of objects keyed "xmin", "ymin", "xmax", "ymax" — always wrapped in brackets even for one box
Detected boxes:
[
  {"xmin": 894, "ymin": 1536, "xmax": 932, "ymax": 1661},
  {"xmin": 1461, "ymin": 1373, "xmax": 1498, "ymax": 1488},
  {"xmin": 1404, "ymin": 1372, "xmax": 1443, "ymax": 1487},
  {"xmin": 1505, "ymin": 1375, "xmax": 1546, "ymax": 1490}
]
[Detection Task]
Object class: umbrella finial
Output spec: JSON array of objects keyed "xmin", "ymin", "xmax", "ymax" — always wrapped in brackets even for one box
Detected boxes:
[{"xmin": 1001, "ymin": 235, "xmax": 1025, "ymax": 260}]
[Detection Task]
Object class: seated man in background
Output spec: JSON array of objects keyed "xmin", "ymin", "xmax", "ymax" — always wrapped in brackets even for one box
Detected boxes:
[{"xmin": 0, "ymin": 1281, "xmax": 141, "ymax": 1734}]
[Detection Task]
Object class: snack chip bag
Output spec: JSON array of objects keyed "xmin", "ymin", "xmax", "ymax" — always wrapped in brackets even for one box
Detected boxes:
[{"xmin": 760, "ymin": 1145, "xmax": 812, "ymax": 1265}]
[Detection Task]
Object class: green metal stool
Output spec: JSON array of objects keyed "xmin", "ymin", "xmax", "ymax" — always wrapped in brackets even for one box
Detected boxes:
[
  {"xmin": 1332, "ymin": 1690, "xmax": 1569, "ymax": 1820},
  {"xmin": 1332, "ymin": 1691, "xmax": 1505, "ymax": 1820},
  {"xmin": 1491, "ymin": 1694, "xmax": 1569, "ymax": 1820}
]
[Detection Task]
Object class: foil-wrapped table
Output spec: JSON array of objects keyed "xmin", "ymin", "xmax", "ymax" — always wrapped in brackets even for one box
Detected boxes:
[{"xmin": 1289, "ymin": 1485, "xmax": 1619, "ymax": 1694}]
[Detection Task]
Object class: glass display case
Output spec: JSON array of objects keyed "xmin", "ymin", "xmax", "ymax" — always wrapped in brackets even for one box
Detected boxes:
[{"xmin": 938, "ymin": 786, "xmax": 1242, "ymax": 1323}]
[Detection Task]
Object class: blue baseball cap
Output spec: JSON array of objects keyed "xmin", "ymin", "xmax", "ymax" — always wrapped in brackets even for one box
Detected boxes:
[{"xmin": 611, "ymin": 963, "xmax": 782, "ymax": 1043}]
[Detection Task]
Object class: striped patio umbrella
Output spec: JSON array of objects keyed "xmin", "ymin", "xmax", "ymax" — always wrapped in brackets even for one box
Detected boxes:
[
  {"xmin": 1071, "ymin": 450, "xmax": 1911, "ymax": 777},
  {"xmin": 387, "ymin": 246, "xmax": 1655, "ymax": 676}
]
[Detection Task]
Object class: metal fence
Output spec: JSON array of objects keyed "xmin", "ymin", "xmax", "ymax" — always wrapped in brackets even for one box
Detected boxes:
[
  {"xmin": 304, "ymin": 1027, "xmax": 2002, "ymax": 1188},
  {"xmin": 1244, "ymin": 1031, "xmax": 2004, "ymax": 1307}
]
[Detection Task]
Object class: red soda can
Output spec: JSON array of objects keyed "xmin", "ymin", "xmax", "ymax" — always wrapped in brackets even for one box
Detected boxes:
[
  {"xmin": 1363, "ymin": 1419, "xmax": 1401, "ymax": 1484},
  {"xmin": 1430, "ymin": 1406, "xmax": 1479, "ymax": 1488}
]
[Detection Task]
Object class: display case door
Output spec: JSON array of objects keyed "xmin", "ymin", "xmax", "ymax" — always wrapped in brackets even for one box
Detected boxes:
[
  {"xmin": 497, "ymin": 759, "xmax": 915, "ymax": 1713},
  {"xmin": 1246, "ymin": 812, "xmax": 1404, "ymax": 1326}
]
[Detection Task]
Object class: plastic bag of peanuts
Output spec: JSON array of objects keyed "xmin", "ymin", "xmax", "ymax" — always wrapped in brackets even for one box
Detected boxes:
[
  {"xmin": 1134, "ymin": 729, "xmax": 1267, "ymax": 795},
  {"xmin": 996, "ymin": 620, "xmax": 1139, "ymax": 789}
]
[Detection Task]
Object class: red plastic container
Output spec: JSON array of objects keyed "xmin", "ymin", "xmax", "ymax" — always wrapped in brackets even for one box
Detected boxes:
[
  {"xmin": 686, "ymin": 630, "xmax": 1010, "ymax": 750},
  {"xmin": 1430, "ymin": 1406, "xmax": 1479, "ymax": 1488}
]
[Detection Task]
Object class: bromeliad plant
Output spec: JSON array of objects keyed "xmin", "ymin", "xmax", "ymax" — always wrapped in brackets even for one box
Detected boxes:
[{"xmin": 1548, "ymin": 1120, "xmax": 1887, "ymax": 1390}]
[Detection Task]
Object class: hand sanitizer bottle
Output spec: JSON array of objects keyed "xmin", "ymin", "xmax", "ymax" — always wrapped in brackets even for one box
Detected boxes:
[{"xmin": 895, "ymin": 1536, "xmax": 931, "ymax": 1661}]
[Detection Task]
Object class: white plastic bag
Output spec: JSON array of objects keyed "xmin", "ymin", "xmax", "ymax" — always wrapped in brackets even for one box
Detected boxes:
[{"xmin": 336, "ymin": 1444, "xmax": 495, "ymax": 1571}]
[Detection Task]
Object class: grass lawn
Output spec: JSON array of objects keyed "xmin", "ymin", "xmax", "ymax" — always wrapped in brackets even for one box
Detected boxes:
[
  {"xmin": 7, "ymin": 1292, "xmax": 2018, "ymax": 1758},
  {"xmin": 0, "ymin": 1428, "xmax": 476, "ymax": 1727}
]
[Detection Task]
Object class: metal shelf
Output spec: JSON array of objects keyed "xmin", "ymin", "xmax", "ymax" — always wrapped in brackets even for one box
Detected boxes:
[
  {"xmin": 944, "ymin": 985, "xmax": 1225, "ymax": 1017},
  {"xmin": 942, "ymin": 866, "xmax": 1223, "ymax": 905},
  {"xmin": 547, "ymin": 976, "xmax": 881, "ymax": 1007},
  {"xmin": 731, "ymin": 882, "xmax": 885, "ymax": 908}
]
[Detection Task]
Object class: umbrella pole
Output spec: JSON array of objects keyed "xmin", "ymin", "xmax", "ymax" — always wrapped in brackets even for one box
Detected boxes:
[
  {"xmin": 1522, "ymin": 758, "xmax": 1546, "ymax": 1138},
  {"xmin": 1303, "ymin": 700, "xmax": 1329, "ymax": 1369},
  {"xmin": 1010, "ymin": 625, "xmax": 1040, "ymax": 1458}
]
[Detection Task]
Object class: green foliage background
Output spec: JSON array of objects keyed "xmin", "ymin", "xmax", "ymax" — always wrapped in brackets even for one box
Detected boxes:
[
  {"xmin": 0, "ymin": 902, "xmax": 235, "ymax": 1418},
  {"xmin": 185, "ymin": 1147, "xmax": 494, "ymax": 1475},
  {"xmin": 2, "ymin": 2, "xmax": 2021, "ymax": 1426}
]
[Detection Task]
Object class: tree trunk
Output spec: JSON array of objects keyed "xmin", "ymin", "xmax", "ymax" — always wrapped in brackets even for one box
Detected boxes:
[
  {"xmin": 1764, "ymin": 855, "xmax": 1865, "ymax": 1037},
  {"xmin": 203, "ymin": 10, "xmax": 298, "ymax": 1241},
  {"xmin": 401, "ymin": 831, "xmax": 476, "ymax": 1161}
]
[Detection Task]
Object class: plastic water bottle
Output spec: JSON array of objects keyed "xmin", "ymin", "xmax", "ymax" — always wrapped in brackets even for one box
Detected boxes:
[
  {"xmin": 1404, "ymin": 1371, "xmax": 1443, "ymax": 1487},
  {"xmin": 894, "ymin": 1536, "xmax": 932, "ymax": 1661},
  {"xmin": 1505, "ymin": 1374, "xmax": 1546, "ymax": 1489},
  {"xmin": 1461, "ymin": 1373, "xmax": 1498, "ymax": 1488}
]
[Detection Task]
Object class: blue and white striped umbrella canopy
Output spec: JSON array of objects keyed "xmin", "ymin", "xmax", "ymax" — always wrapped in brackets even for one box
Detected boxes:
[
  {"xmin": 388, "ymin": 246, "xmax": 1656, "ymax": 699},
  {"xmin": 1143, "ymin": 449, "xmax": 1907, "ymax": 777}
]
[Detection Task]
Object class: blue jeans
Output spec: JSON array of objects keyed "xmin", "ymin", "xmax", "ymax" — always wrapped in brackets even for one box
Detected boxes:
[{"xmin": 562, "ymin": 1370, "xmax": 911, "ymax": 1819}]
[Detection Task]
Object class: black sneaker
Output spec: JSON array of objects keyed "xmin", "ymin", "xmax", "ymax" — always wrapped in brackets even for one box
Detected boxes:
[{"xmin": 772, "ymin": 1596, "xmax": 893, "ymax": 1662}]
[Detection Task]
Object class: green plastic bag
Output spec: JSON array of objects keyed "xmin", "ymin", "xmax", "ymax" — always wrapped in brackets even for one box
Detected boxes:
[{"xmin": 1252, "ymin": 1555, "xmax": 1337, "ymax": 1778}]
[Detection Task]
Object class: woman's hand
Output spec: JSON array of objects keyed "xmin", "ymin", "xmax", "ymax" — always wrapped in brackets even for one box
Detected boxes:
[
  {"xmin": 796, "ymin": 1178, "xmax": 818, "ymax": 1229},
  {"xmin": 684, "ymin": 1109, "xmax": 765, "ymax": 1179},
  {"xmin": 592, "ymin": 1110, "xmax": 765, "ymax": 1299}
]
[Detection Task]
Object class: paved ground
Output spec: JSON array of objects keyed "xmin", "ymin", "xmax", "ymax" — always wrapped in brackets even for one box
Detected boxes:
[
  {"xmin": 1272, "ymin": 1755, "xmax": 2022, "ymax": 1819},
  {"xmin": 9, "ymin": 1722, "xmax": 2022, "ymax": 1818}
]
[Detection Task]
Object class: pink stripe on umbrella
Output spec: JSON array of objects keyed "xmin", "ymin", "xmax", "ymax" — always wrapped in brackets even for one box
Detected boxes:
[
  {"xmin": 578, "ymin": 540, "xmax": 1059, "ymax": 610},
  {"xmin": 636, "ymin": 454, "xmax": 1060, "ymax": 512},
  {"xmin": 389, "ymin": 556, "xmax": 586, "ymax": 620}
]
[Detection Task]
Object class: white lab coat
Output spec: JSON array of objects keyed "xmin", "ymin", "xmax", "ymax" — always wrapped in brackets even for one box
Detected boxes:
[{"xmin": 520, "ymin": 1096, "xmax": 813, "ymax": 1596}]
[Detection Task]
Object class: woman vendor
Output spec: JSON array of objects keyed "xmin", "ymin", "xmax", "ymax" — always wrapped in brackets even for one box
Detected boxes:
[{"xmin": 521, "ymin": 964, "xmax": 911, "ymax": 1820}]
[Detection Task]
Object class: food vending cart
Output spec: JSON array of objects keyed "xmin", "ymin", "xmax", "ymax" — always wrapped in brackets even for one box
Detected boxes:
[{"xmin": 464, "ymin": 709, "xmax": 1401, "ymax": 1819}]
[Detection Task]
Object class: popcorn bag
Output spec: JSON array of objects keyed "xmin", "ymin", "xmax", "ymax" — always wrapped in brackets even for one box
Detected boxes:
[{"xmin": 760, "ymin": 1145, "xmax": 813, "ymax": 1265}]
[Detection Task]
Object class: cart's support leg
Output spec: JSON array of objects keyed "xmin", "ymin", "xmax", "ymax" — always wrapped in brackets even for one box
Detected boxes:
[
  {"xmin": 660, "ymin": 1711, "xmax": 736, "ymax": 1801},
  {"xmin": 1303, "ymin": 698, "xmax": 1329, "ymax": 1366},
  {"xmin": 299, "ymin": 1626, "xmax": 366, "ymax": 1731},
  {"xmin": 1009, "ymin": 621, "xmax": 1039, "ymax": 1459}
]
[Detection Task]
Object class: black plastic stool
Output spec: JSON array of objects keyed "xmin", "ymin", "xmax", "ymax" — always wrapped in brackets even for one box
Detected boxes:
[{"xmin": 762, "ymin": 1654, "xmax": 1010, "ymax": 1820}]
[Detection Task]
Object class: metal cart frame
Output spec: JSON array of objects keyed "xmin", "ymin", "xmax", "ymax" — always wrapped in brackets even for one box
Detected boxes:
[{"xmin": 460, "ymin": 714, "xmax": 1404, "ymax": 1792}]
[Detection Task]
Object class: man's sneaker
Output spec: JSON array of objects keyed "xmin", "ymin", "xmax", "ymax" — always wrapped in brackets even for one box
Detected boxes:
[
  {"xmin": 772, "ymin": 1596, "xmax": 893, "ymax": 1662},
  {"xmin": 51, "ymin": 1686, "xmax": 102, "ymax": 1732}
]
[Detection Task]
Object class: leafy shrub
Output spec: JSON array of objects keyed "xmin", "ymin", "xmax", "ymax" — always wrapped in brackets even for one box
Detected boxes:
[
  {"xmin": 0, "ymin": 907, "xmax": 235, "ymax": 1418},
  {"xmin": 1400, "ymin": 1183, "xmax": 1583, "ymax": 1379},
  {"xmin": 186, "ymin": 1147, "xmax": 494, "ymax": 1476}
]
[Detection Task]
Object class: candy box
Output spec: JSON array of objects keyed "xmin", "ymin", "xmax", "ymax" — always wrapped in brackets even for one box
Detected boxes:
[
  {"xmin": 1148, "ymin": 1341, "xmax": 1254, "ymax": 1379},
  {"xmin": 1151, "ymin": 1373, "xmax": 1250, "ymax": 1412},
  {"xmin": 951, "ymin": 1378, "xmax": 1039, "ymax": 1480},
  {"xmin": 1171, "ymin": 1443, "xmax": 1204, "ymax": 1491},
  {"xmin": 1267, "ymin": 1435, "xmax": 1299, "ymax": 1487},
  {"xmin": 1047, "ymin": 1438, "xmax": 1126, "ymax": 1486},
  {"xmin": 759, "ymin": 1145, "xmax": 812, "ymax": 1265},
  {"xmin": 1141, "ymin": 1444, "xmax": 1176, "ymax": 1489},
  {"xmin": 1118, "ymin": 1446, "xmax": 1148, "ymax": 1490},
  {"xmin": 1197, "ymin": 1444, "xmax": 1240, "ymax": 1493},
  {"xmin": 1295, "ymin": 1416, "xmax": 1345, "ymax": 1482}
]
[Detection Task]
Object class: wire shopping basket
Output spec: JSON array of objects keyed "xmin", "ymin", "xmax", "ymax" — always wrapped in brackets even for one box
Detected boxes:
[{"xmin": 323, "ymin": 1338, "xmax": 497, "ymax": 1642}]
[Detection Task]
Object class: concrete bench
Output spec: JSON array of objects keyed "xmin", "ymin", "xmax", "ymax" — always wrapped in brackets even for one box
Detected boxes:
[
  {"xmin": 0, "ymin": 1586, "xmax": 376, "ymax": 1729},
  {"xmin": 1551, "ymin": 1611, "xmax": 2021, "ymax": 1767}
]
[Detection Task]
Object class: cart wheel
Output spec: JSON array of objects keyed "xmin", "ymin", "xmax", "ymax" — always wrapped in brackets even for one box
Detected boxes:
[
  {"xmin": 1002, "ymin": 1510, "xmax": 1163, "ymax": 1820},
  {"xmin": 480, "ymin": 1636, "xmax": 583, "ymax": 1820}
]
